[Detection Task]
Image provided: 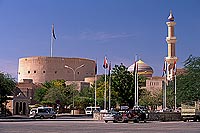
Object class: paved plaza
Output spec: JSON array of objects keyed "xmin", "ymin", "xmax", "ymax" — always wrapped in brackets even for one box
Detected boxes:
[{"xmin": 1, "ymin": 121, "xmax": 200, "ymax": 133}]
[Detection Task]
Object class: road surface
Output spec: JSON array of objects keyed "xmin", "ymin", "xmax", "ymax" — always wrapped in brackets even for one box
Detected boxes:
[{"xmin": 1, "ymin": 120, "xmax": 200, "ymax": 133}]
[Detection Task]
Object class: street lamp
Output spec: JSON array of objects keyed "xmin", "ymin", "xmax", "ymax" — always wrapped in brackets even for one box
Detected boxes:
[{"xmin": 64, "ymin": 64, "xmax": 85, "ymax": 115}]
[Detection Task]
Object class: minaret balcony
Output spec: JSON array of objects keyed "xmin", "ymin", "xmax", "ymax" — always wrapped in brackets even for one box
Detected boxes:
[
  {"xmin": 166, "ymin": 21, "xmax": 176, "ymax": 27},
  {"xmin": 166, "ymin": 37, "xmax": 177, "ymax": 44},
  {"xmin": 165, "ymin": 57, "xmax": 178, "ymax": 64}
]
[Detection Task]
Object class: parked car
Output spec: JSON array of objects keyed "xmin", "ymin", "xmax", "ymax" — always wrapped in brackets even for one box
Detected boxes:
[
  {"xmin": 103, "ymin": 107, "xmax": 149, "ymax": 123},
  {"xmin": 85, "ymin": 106, "xmax": 101, "ymax": 115},
  {"xmin": 103, "ymin": 111, "xmax": 123, "ymax": 123},
  {"xmin": 124, "ymin": 108, "xmax": 148, "ymax": 123},
  {"xmin": 29, "ymin": 107, "xmax": 56, "ymax": 119},
  {"xmin": 116, "ymin": 107, "xmax": 149, "ymax": 123}
]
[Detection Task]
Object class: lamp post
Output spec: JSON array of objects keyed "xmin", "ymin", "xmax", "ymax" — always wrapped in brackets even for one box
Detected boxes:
[{"xmin": 64, "ymin": 64, "xmax": 85, "ymax": 115}]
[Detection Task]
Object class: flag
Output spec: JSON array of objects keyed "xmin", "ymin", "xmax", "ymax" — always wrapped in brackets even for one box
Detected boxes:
[
  {"xmin": 133, "ymin": 54, "xmax": 139, "ymax": 74},
  {"xmin": 167, "ymin": 63, "xmax": 171, "ymax": 81},
  {"xmin": 95, "ymin": 63, "xmax": 97, "ymax": 75},
  {"xmin": 108, "ymin": 61, "xmax": 111, "ymax": 75},
  {"xmin": 103, "ymin": 56, "xmax": 108, "ymax": 69},
  {"xmin": 52, "ymin": 24, "xmax": 56, "ymax": 39},
  {"xmin": 162, "ymin": 60, "xmax": 167, "ymax": 77},
  {"xmin": 173, "ymin": 61, "xmax": 177, "ymax": 75},
  {"xmin": 133, "ymin": 61, "xmax": 138, "ymax": 74}
]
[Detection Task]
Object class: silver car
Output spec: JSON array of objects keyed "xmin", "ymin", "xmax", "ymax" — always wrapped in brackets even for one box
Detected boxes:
[
  {"xmin": 29, "ymin": 107, "xmax": 56, "ymax": 119},
  {"xmin": 103, "ymin": 111, "xmax": 122, "ymax": 123}
]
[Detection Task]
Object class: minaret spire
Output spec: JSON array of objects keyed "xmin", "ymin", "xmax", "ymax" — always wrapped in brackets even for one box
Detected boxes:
[
  {"xmin": 165, "ymin": 10, "xmax": 178, "ymax": 81},
  {"xmin": 168, "ymin": 10, "xmax": 174, "ymax": 21}
]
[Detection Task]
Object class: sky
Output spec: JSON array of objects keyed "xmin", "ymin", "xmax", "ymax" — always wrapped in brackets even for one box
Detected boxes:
[{"xmin": 0, "ymin": 0, "xmax": 200, "ymax": 80}]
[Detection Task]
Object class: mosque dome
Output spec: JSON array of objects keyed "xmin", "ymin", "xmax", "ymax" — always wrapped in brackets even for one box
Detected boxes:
[{"xmin": 128, "ymin": 60, "xmax": 154, "ymax": 77}]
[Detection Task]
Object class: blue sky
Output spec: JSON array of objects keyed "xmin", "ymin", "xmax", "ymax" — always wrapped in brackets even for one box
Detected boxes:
[{"xmin": 0, "ymin": 0, "xmax": 200, "ymax": 79}]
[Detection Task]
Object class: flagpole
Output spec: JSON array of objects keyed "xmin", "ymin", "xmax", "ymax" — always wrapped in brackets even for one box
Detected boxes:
[
  {"xmin": 95, "ymin": 60, "xmax": 97, "ymax": 110},
  {"xmin": 108, "ymin": 62, "xmax": 111, "ymax": 111},
  {"xmin": 137, "ymin": 70, "xmax": 139, "ymax": 107},
  {"xmin": 104, "ymin": 68, "xmax": 107, "ymax": 110},
  {"xmin": 95, "ymin": 74, "xmax": 97, "ymax": 110},
  {"xmin": 108, "ymin": 74, "xmax": 111, "ymax": 110},
  {"xmin": 50, "ymin": 31, "xmax": 53, "ymax": 57},
  {"xmin": 162, "ymin": 80, "xmax": 164, "ymax": 109},
  {"xmin": 134, "ymin": 62, "xmax": 137, "ymax": 107},
  {"xmin": 174, "ymin": 73, "xmax": 177, "ymax": 110},
  {"xmin": 164, "ymin": 76, "xmax": 167, "ymax": 110}
]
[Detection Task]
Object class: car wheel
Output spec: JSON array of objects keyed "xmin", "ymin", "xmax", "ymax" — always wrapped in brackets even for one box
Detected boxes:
[
  {"xmin": 52, "ymin": 115, "xmax": 56, "ymax": 119},
  {"xmin": 124, "ymin": 120, "xmax": 128, "ymax": 123},
  {"xmin": 183, "ymin": 119, "xmax": 187, "ymax": 122},
  {"xmin": 105, "ymin": 120, "xmax": 108, "ymax": 123},
  {"xmin": 122, "ymin": 119, "xmax": 128, "ymax": 123},
  {"xmin": 113, "ymin": 120, "xmax": 116, "ymax": 123},
  {"xmin": 133, "ymin": 119, "xmax": 139, "ymax": 123},
  {"xmin": 113, "ymin": 119, "xmax": 118, "ymax": 123},
  {"xmin": 40, "ymin": 116, "xmax": 44, "ymax": 119},
  {"xmin": 194, "ymin": 117, "xmax": 198, "ymax": 122}
]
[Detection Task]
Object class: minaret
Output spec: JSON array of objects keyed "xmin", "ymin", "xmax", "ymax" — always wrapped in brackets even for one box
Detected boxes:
[{"xmin": 165, "ymin": 10, "xmax": 178, "ymax": 81}]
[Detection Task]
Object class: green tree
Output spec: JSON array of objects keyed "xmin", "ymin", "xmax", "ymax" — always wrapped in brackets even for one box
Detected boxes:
[
  {"xmin": 76, "ymin": 77, "xmax": 106, "ymax": 109},
  {"xmin": 177, "ymin": 55, "xmax": 200, "ymax": 104},
  {"xmin": 34, "ymin": 80, "xmax": 76, "ymax": 108},
  {"xmin": 139, "ymin": 88, "xmax": 162, "ymax": 110},
  {"xmin": 34, "ymin": 87, "xmax": 47, "ymax": 103},
  {"xmin": 165, "ymin": 81, "xmax": 176, "ymax": 108},
  {"xmin": 0, "ymin": 72, "xmax": 16, "ymax": 115},
  {"xmin": 79, "ymin": 87, "xmax": 94, "ymax": 98},
  {"xmin": 111, "ymin": 63, "xmax": 146, "ymax": 108},
  {"xmin": 76, "ymin": 87, "xmax": 94, "ymax": 109},
  {"xmin": 96, "ymin": 76, "xmax": 109, "ymax": 108}
]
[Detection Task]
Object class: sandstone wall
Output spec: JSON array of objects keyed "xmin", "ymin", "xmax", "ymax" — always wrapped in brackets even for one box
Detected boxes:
[{"xmin": 18, "ymin": 56, "xmax": 96, "ymax": 83}]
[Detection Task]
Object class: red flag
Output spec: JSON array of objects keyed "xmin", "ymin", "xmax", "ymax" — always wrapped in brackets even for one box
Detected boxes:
[
  {"xmin": 103, "ymin": 56, "xmax": 108, "ymax": 69},
  {"xmin": 52, "ymin": 24, "xmax": 56, "ymax": 39}
]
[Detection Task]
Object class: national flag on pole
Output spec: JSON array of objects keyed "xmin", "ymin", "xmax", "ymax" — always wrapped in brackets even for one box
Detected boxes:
[
  {"xmin": 134, "ymin": 61, "xmax": 138, "ymax": 74},
  {"xmin": 167, "ymin": 63, "xmax": 171, "ymax": 81},
  {"xmin": 95, "ymin": 63, "xmax": 97, "ymax": 75},
  {"xmin": 52, "ymin": 24, "xmax": 56, "ymax": 39},
  {"xmin": 133, "ymin": 55, "xmax": 139, "ymax": 74},
  {"xmin": 162, "ymin": 60, "xmax": 167, "ymax": 77},
  {"xmin": 173, "ymin": 61, "xmax": 177, "ymax": 75},
  {"xmin": 108, "ymin": 61, "xmax": 111, "ymax": 75},
  {"xmin": 103, "ymin": 56, "xmax": 108, "ymax": 69}
]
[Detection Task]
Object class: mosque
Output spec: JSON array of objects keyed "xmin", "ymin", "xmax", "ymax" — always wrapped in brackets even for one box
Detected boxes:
[{"xmin": 128, "ymin": 59, "xmax": 154, "ymax": 78}]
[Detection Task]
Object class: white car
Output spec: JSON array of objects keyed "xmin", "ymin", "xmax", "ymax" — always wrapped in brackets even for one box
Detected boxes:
[{"xmin": 85, "ymin": 107, "xmax": 101, "ymax": 115}]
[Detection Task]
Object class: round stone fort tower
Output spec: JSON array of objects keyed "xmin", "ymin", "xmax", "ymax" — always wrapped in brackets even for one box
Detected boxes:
[{"xmin": 18, "ymin": 56, "xmax": 96, "ymax": 83}]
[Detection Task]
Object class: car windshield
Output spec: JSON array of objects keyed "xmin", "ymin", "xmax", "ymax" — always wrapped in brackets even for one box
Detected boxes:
[
  {"xmin": 86, "ymin": 107, "xmax": 100, "ymax": 111},
  {"xmin": 86, "ymin": 108, "xmax": 92, "ymax": 111},
  {"xmin": 108, "ymin": 111, "xmax": 121, "ymax": 115}
]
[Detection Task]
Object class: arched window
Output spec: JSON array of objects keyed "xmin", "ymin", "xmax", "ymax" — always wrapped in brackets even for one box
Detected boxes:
[
  {"xmin": 23, "ymin": 102, "xmax": 26, "ymax": 115},
  {"xmin": 16, "ymin": 102, "xmax": 19, "ymax": 115}
]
